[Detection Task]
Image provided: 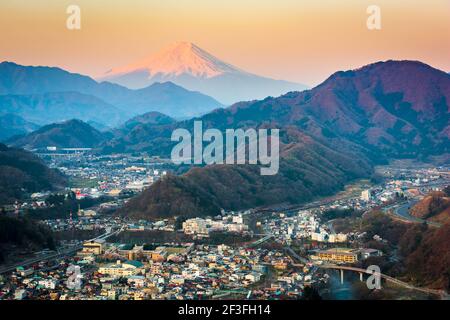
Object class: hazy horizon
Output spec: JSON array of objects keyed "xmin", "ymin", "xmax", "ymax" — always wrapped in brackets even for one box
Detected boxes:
[{"xmin": 1, "ymin": 0, "xmax": 449, "ymax": 86}]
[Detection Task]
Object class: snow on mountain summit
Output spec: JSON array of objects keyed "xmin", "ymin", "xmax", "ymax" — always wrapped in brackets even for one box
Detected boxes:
[
  {"xmin": 106, "ymin": 41, "xmax": 241, "ymax": 79},
  {"xmin": 101, "ymin": 41, "xmax": 307, "ymax": 104}
]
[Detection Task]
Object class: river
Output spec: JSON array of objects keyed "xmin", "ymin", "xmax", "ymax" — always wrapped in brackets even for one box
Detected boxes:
[{"xmin": 320, "ymin": 271, "xmax": 357, "ymax": 300}]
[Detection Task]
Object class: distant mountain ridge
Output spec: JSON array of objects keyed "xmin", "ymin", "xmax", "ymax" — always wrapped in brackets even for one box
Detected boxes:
[
  {"xmin": 8, "ymin": 119, "xmax": 107, "ymax": 149},
  {"xmin": 101, "ymin": 41, "xmax": 308, "ymax": 104},
  {"xmin": 0, "ymin": 114, "xmax": 39, "ymax": 141},
  {"xmin": 279, "ymin": 60, "xmax": 450, "ymax": 156},
  {"xmin": 106, "ymin": 60, "xmax": 449, "ymax": 158},
  {"xmin": 0, "ymin": 91, "xmax": 124, "ymax": 127},
  {"xmin": 0, "ymin": 61, "xmax": 223, "ymax": 125},
  {"xmin": 109, "ymin": 111, "xmax": 176, "ymax": 143},
  {"xmin": 121, "ymin": 111, "xmax": 175, "ymax": 130}
]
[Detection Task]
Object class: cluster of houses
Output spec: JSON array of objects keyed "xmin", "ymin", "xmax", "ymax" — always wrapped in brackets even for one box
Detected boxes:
[
  {"xmin": 182, "ymin": 215, "xmax": 249, "ymax": 238},
  {"xmin": 0, "ymin": 240, "xmax": 324, "ymax": 300},
  {"xmin": 263, "ymin": 210, "xmax": 348, "ymax": 245}
]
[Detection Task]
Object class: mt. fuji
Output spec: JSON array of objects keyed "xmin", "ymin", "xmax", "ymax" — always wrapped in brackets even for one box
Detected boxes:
[{"xmin": 101, "ymin": 41, "xmax": 307, "ymax": 104}]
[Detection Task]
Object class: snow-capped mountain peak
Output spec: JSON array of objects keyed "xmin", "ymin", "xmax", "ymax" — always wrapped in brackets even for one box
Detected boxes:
[
  {"xmin": 106, "ymin": 41, "xmax": 241, "ymax": 79},
  {"xmin": 101, "ymin": 41, "xmax": 307, "ymax": 105}
]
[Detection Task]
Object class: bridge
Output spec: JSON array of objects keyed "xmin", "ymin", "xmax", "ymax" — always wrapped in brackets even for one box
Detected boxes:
[{"xmin": 293, "ymin": 263, "xmax": 448, "ymax": 299}]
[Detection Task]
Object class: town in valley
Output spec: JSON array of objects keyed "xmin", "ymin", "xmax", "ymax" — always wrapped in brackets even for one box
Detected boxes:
[{"xmin": 1, "ymin": 149, "xmax": 448, "ymax": 300}]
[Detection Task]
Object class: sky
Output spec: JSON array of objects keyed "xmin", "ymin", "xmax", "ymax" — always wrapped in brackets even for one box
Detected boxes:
[{"xmin": 1, "ymin": 0, "xmax": 449, "ymax": 86}]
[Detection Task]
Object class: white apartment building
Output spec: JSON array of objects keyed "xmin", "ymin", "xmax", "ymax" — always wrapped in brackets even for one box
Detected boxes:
[
  {"xmin": 98, "ymin": 260, "xmax": 144, "ymax": 277},
  {"xmin": 361, "ymin": 189, "xmax": 372, "ymax": 202},
  {"xmin": 182, "ymin": 218, "xmax": 211, "ymax": 235},
  {"xmin": 182, "ymin": 217, "xmax": 248, "ymax": 235}
]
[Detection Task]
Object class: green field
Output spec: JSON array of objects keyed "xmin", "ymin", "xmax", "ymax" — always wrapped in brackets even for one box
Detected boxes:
[{"xmin": 68, "ymin": 176, "xmax": 100, "ymax": 188}]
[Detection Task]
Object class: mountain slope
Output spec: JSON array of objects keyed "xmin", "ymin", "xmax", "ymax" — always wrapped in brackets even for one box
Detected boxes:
[
  {"xmin": 117, "ymin": 60, "xmax": 450, "ymax": 219},
  {"xmin": 403, "ymin": 222, "xmax": 450, "ymax": 290},
  {"xmin": 8, "ymin": 119, "xmax": 107, "ymax": 149},
  {"xmin": 106, "ymin": 41, "xmax": 241, "ymax": 79},
  {"xmin": 123, "ymin": 111, "xmax": 175, "ymax": 128},
  {"xmin": 292, "ymin": 60, "xmax": 450, "ymax": 156},
  {"xmin": 0, "ymin": 216, "xmax": 56, "ymax": 264},
  {"xmin": 0, "ymin": 61, "xmax": 223, "ymax": 121},
  {"xmin": 0, "ymin": 143, "xmax": 66, "ymax": 205},
  {"xmin": 410, "ymin": 190, "xmax": 450, "ymax": 224},
  {"xmin": 119, "ymin": 111, "xmax": 175, "ymax": 134},
  {"xmin": 126, "ymin": 81, "xmax": 223, "ymax": 117},
  {"xmin": 0, "ymin": 61, "xmax": 99, "ymax": 95},
  {"xmin": 0, "ymin": 92, "xmax": 125, "ymax": 127},
  {"xmin": 101, "ymin": 41, "xmax": 307, "ymax": 104},
  {"xmin": 109, "ymin": 111, "xmax": 176, "ymax": 144},
  {"xmin": 0, "ymin": 114, "xmax": 39, "ymax": 141},
  {"xmin": 106, "ymin": 60, "xmax": 449, "ymax": 157},
  {"xmin": 121, "ymin": 134, "xmax": 373, "ymax": 219}
]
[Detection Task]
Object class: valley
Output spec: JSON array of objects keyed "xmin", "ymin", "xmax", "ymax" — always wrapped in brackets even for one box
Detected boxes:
[
  {"xmin": 1, "ymin": 0, "xmax": 449, "ymax": 309},
  {"xmin": 0, "ymin": 58, "xmax": 448, "ymax": 301},
  {"xmin": 0, "ymin": 152, "xmax": 448, "ymax": 299}
]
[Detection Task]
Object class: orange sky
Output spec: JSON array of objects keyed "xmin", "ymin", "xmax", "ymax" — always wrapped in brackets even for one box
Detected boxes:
[{"xmin": 1, "ymin": 0, "xmax": 449, "ymax": 86}]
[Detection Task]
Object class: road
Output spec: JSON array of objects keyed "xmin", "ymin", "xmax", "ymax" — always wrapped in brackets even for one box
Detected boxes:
[
  {"xmin": 284, "ymin": 246, "xmax": 309, "ymax": 264},
  {"xmin": 246, "ymin": 234, "xmax": 273, "ymax": 248},
  {"xmin": 251, "ymin": 183, "xmax": 367, "ymax": 218},
  {"xmin": 383, "ymin": 200, "xmax": 442, "ymax": 228},
  {"xmin": 0, "ymin": 245, "xmax": 82, "ymax": 275},
  {"xmin": 0, "ymin": 226, "xmax": 124, "ymax": 275}
]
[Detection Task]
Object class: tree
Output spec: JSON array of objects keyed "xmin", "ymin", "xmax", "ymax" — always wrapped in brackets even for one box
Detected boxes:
[
  {"xmin": 302, "ymin": 286, "xmax": 322, "ymax": 300},
  {"xmin": 443, "ymin": 185, "xmax": 450, "ymax": 197},
  {"xmin": 175, "ymin": 216, "xmax": 187, "ymax": 230}
]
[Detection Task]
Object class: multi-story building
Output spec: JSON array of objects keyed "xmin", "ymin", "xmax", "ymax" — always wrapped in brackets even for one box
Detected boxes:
[
  {"xmin": 98, "ymin": 260, "xmax": 144, "ymax": 277},
  {"xmin": 314, "ymin": 248, "xmax": 359, "ymax": 264},
  {"xmin": 182, "ymin": 218, "xmax": 210, "ymax": 235},
  {"xmin": 81, "ymin": 239, "xmax": 105, "ymax": 255},
  {"xmin": 361, "ymin": 189, "xmax": 372, "ymax": 202},
  {"xmin": 182, "ymin": 217, "xmax": 248, "ymax": 236}
]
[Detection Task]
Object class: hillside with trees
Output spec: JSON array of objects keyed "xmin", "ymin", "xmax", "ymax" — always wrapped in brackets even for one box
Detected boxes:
[
  {"xmin": 354, "ymin": 211, "xmax": 450, "ymax": 292},
  {"xmin": 0, "ymin": 216, "xmax": 56, "ymax": 264},
  {"xmin": 410, "ymin": 188, "xmax": 450, "ymax": 224},
  {"xmin": 0, "ymin": 143, "xmax": 66, "ymax": 205},
  {"xmin": 116, "ymin": 61, "xmax": 449, "ymax": 219},
  {"xmin": 120, "ymin": 131, "xmax": 372, "ymax": 219}
]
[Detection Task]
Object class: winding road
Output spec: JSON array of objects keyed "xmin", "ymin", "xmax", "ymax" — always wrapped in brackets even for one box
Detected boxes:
[{"xmin": 383, "ymin": 200, "xmax": 442, "ymax": 228}]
